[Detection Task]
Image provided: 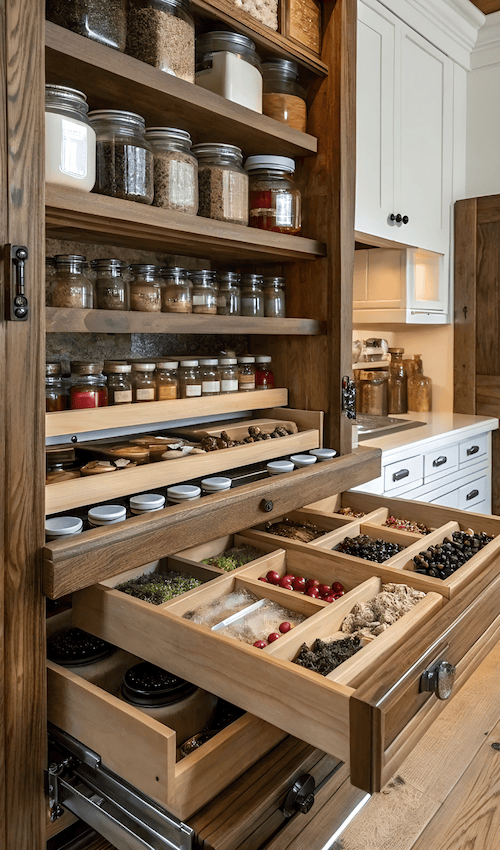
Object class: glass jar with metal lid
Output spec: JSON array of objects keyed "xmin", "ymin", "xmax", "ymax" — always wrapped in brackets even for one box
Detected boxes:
[
  {"xmin": 46, "ymin": 362, "xmax": 69, "ymax": 412},
  {"xmin": 50, "ymin": 255, "xmax": 94, "ymax": 309},
  {"xmin": 70, "ymin": 362, "xmax": 108, "ymax": 409},
  {"xmin": 89, "ymin": 110, "xmax": 154, "ymax": 204},
  {"xmin": 131, "ymin": 363, "xmax": 156, "ymax": 403},
  {"xmin": 45, "ymin": 85, "xmax": 96, "ymax": 192},
  {"xmin": 126, "ymin": 0, "xmax": 195, "ymax": 82},
  {"xmin": 238, "ymin": 356, "xmax": 256, "ymax": 391},
  {"xmin": 261, "ymin": 59, "xmax": 307, "ymax": 132},
  {"xmin": 179, "ymin": 361, "xmax": 202, "ymax": 398},
  {"xmin": 219, "ymin": 358, "xmax": 238, "ymax": 393},
  {"xmin": 217, "ymin": 272, "xmax": 241, "ymax": 316},
  {"xmin": 255, "ymin": 355, "xmax": 275, "ymax": 390},
  {"xmin": 145, "ymin": 128, "xmax": 198, "ymax": 214},
  {"xmin": 159, "ymin": 267, "xmax": 192, "ymax": 313},
  {"xmin": 46, "ymin": 0, "xmax": 127, "ymax": 51},
  {"xmin": 128, "ymin": 264, "xmax": 162, "ymax": 312},
  {"xmin": 189, "ymin": 270, "xmax": 218, "ymax": 314},
  {"xmin": 245, "ymin": 155, "xmax": 301, "ymax": 235},
  {"xmin": 199, "ymin": 358, "xmax": 221, "ymax": 396},
  {"xmin": 92, "ymin": 259, "xmax": 129, "ymax": 311},
  {"xmin": 240, "ymin": 274, "xmax": 264, "ymax": 317},
  {"xmin": 155, "ymin": 361, "xmax": 179, "ymax": 400},
  {"xmin": 106, "ymin": 364, "xmax": 133, "ymax": 405},
  {"xmin": 356, "ymin": 369, "xmax": 389, "ymax": 416},
  {"xmin": 195, "ymin": 31, "xmax": 262, "ymax": 113},
  {"xmin": 193, "ymin": 143, "xmax": 249, "ymax": 226},
  {"xmin": 263, "ymin": 277, "xmax": 286, "ymax": 318}
]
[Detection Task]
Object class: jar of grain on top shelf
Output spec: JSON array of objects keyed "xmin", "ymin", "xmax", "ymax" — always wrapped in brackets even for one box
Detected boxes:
[
  {"xmin": 46, "ymin": 0, "xmax": 127, "ymax": 51},
  {"xmin": 128, "ymin": 264, "xmax": 162, "ymax": 312},
  {"xmin": 261, "ymin": 60, "xmax": 307, "ymax": 133},
  {"xmin": 192, "ymin": 143, "xmax": 249, "ymax": 226},
  {"xmin": 145, "ymin": 128, "xmax": 198, "ymax": 214},
  {"xmin": 126, "ymin": 0, "xmax": 195, "ymax": 82},
  {"xmin": 45, "ymin": 85, "xmax": 96, "ymax": 192},
  {"xmin": 89, "ymin": 110, "xmax": 154, "ymax": 204},
  {"xmin": 50, "ymin": 255, "xmax": 94, "ymax": 309}
]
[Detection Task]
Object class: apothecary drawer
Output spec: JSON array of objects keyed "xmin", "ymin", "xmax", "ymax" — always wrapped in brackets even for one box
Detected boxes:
[
  {"xmin": 383, "ymin": 455, "xmax": 423, "ymax": 492},
  {"xmin": 423, "ymin": 444, "xmax": 459, "ymax": 481},
  {"xmin": 459, "ymin": 433, "xmax": 488, "ymax": 466}
]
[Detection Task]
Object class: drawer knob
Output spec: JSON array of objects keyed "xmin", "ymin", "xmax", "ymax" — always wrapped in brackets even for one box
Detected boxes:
[
  {"xmin": 467, "ymin": 445, "xmax": 479, "ymax": 456},
  {"xmin": 420, "ymin": 659, "xmax": 456, "ymax": 700},
  {"xmin": 260, "ymin": 499, "xmax": 274, "ymax": 513},
  {"xmin": 433, "ymin": 456, "xmax": 447, "ymax": 467},
  {"xmin": 393, "ymin": 468, "xmax": 409, "ymax": 482},
  {"xmin": 466, "ymin": 489, "xmax": 479, "ymax": 501},
  {"xmin": 282, "ymin": 773, "xmax": 316, "ymax": 819}
]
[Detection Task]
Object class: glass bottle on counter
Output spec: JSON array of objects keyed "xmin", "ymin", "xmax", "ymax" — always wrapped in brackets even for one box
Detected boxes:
[
  {"xmin": 89, "ymin": 109, "xmax": 154, "ymax": 204},
  {"xmin": 193, "ymin": 143, "xmax": 249, "ymax": 226},
  {"xmin": 126, "ymin": 0, "xmax": 195, "ymax": 82},
  {"xmin": 45, "ymin": 84, "xmax": 96, "ymax": 192},
  {"xmin": 199, "ymin": 358, "xmax": 221, "ymax": 396},
  {"xmin": 92, "ymin": 258, "xmax": 129, "ymax": 311},
  {"xmin": 70, "ymin": 361, "xmax": 108, "ymax": 409},
  {"xmin": 155, "ymin": 361, "xmax": 179, "ymax": 400},
  {"xmin": 387, "ymin": 348, "xmax": 407, "ymax": 414},
  {"xmin": 50, "ymin": 255, "xmax": 94, "ymax": 309},
  {"xmin": 238, "ymin": 356, "xmax": 256, "ymax": 391},
  {"xmin": 46, "ymin": 0, "xmax": 127, "ymax": 51},
  {"xmin": 240, "ymin": 274, "xmax": 264, "ymax": 317},
  {"xmin": 261, "ymin": 59, "xmax": 307, "ymax": 132},
  {"xmin": 407, "ymin": 356, "xmax": 432, "ymax": 413},
  {"xmin": 131, "ymin": 363, "xmax": 156, "ymax": 403},
  {"xmin": 263, "ymin": 277, "xmax": 286, "ymax": 318},
  {"xmin": 46, "ymin": 362, "xmax": 69, "ymax": 412},
  {"xmin": 219, "ymin": 357, "xmax": 239, "ymax": 393},
  {"xmin": 217, "ymin": 272, "xmax": 241, "ymax": 316},
  {"xmin": 160, "ymin": 267, "xmax": 192, "ymax": 313},
  {"xmin": 179, "ymin": 360, "xmax": 202, "ymax": 398},
  {"xmin": 128, "ymin": 264, "xmax": 162, "ymax": 312},
  {"xmin": 356, "ymin": 369, "xmax": 388, "ymax": 416},
  {"xmin": 189, "ymin": 270, "xmax": 218, "ymax": 314},
  {"xmin": 245, "ymin": 155, "xmax": 301, "ymax": 235},
  {"xmin": 106, "ymin": 364, "xmax": 133, "ymax": 405},
  {"xmin": 255, "ymin": 355, "xmax": 275, "ymax": 390}
]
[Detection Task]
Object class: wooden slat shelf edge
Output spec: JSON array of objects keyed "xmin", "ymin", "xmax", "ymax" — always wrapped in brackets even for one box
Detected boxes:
[
  {"xmin": 42, "ymin": 447, "xmax": 382, "ymax": 598},
  {"xmin": 46, "ymin": 187, "xmax": 327, "ymax": 263},
  {"xmin": 45, "ymin": 22, "xmax": 319, "ymax": 159},
  {"xmin": 45, "ymin": 309, "xmax": 323, "ymax": 336}
]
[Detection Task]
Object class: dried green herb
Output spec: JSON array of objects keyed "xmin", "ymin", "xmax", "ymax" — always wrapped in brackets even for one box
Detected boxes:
[
  {"xmin": 117, "ymin": 570, "xmax": 201, "ymax": 605},
  {"xmin": 202, "ymin": 545, "xmax": 264, "ymax": 571}
]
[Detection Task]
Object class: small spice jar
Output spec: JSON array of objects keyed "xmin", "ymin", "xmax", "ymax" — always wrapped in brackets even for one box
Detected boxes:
[
  {"xmin": 219, "ymin": 358, "xmax": 239, "ymax": 393},
  {"xmin": 356, "ymin": 370, "xmax": 389, "ymax": 416},
  {"xmin": 88, "ymin": 505, "xmax": 127, "ymax": 527},
  {"xmin": 199, "ymin": 358, "xmax": 221, "ymax": 396},
  {"xmin": 70, "ymin": 361, "xmax": 108, "ymax": 409},
  {"xmin": 267, "ymin": 460, "xmax": 294, "ymax": 475},
  {"xmin": 128, "ymin": 264, "xmax": 162, "ymax": 312},
  {"xmin": 106, "ymin": 364, "xmax": 133, "ymax": 405},
  {"xmin": 290, "ymin": 453, "xmax": 316, "ymax": 468},
  {"xmin": 246, "ymin": 155, "xmax": 301, "ymax": 235},
  {"xmin": 131, "ymin": 363, "xmax": 156, "ymax": 403},
  {"xmin": 126, "ymin": 0, "xmax": 195, "ymax": 82},
  {"xmin": 160, "ymin": 267, "xmax": 192, "ymax": 313},
  {"xmin": 50, "ymin": 255, "xmax": 94, "ymax": 309},
  {"xmin": 46, "ymin": 362, "xmax": 69, "ymax": 412},
  {"xmin": 155, "ymin": 361, "xmax": 179, "ymax": 400},
  {"xmin": 45, "ymin": 516, "xmax": 84, "ymax": 541},
  {"xmin": 217, "ymin": 272, "xmax": 241, "ymax": 316},
  {"xmin": 238, "ymin": 356, "xmax": 256, "ymax": 391},
  {"xmin": 309, "ymin": 448, "xmax": 338, "ymax": 461},
  {"xmin": 167, "ymin": 484, "xmax": 201, "ymax": 505},
  {"xmin": 89, "ymin": 110, "xmax": 154, "ymax": 204},
  {"xmin": 261, "ymin": 59, "xmax": 307, "ymax": 132},
  {"xmin": 195, "ymin": 31, "xmax": 262, "ymax": 113},
  {"xmin": 179, "ymin": 360, "xmax": 202, "ymax": 398},
  {"xmin": 129, "ymin": 493, "xmax": 166, "ymax": 514},
  {"xmin": 46, "ymin": 0, "xmax": 127, "ymax": 51},
  {"xmin": 145, "ymin": 128, "xmax": 198, "ymax": 213},
  {"xmin": 201, "ymin": 477, "xmax": 232, "ymax": 495},
  {"xmin": 193, "ymin": 143, "xmax": 249, "ymax": 226},
  {"xmin": 240, "ymin": 274, "xmax": 264, "ymax": 317},
  {"xmin": 189, "ymin": 270, "xmax": 218, "ymax": 315},
  {"xmin": 263, "ymin": 277, "xmax": 286, "ymax": 318},
  {"xmin": 45, "ymin": 85, "xmax": 96, "ymax": 192},
  {"xmin": 388, "ymin": 348, "xmax": 407, "ymax": 414},
  {"xmin": 92, "ymin": 258, "xmax": 129, "ymax": 311},
  {"xmin": 255, "ymin": 355, "xmax": 275, "ymax": 390}
]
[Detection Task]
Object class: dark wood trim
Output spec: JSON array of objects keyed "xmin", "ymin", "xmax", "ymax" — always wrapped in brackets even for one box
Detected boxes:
[
  {"xmin": 453, "ymin": 198, "xmax": 478, "ymax": 414},
  {"xmin": 0, "ymin": 0, "xmax": 6, "ymax": 842}
]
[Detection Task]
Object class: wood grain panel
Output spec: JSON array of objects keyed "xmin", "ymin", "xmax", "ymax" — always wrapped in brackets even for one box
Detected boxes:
[
  {"xmin": 476, "ymin": 222, "xmax": 500, "ymax": 375},
  {"xmin": 477, "ymin": 193, "xmax": 500, "ymax": 224},
  {"xmin": 0, "ymin": 1, "xmax": 6, "ymax": 843},
  {"xmin": 453, "ymin": 198, "xmax": 477, "ymax": 413},
  {"xmin": 469, "ymin": 0, "xmax": 500, "ymax": 14}
]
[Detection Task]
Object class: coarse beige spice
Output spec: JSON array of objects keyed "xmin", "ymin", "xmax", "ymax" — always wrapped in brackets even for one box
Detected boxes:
[
  {"xmin": 198, "ymin": 165, "xmax": 249, "ymax": 225},
  {"xmin": 231, "ymin": 0, "xmax": 278, "ymax": 29},
  {"xmin": 51, "ymin": 282, "xmax": 92, "ymax": 308},
  {"xmin": 126, "ymin": 6, "xmax": 195, "ymax": 82},
  {"xmin": 152, "ymin": 150, "xmax": 198, "ymax": 213},
  {"xmin": 129, "ymin": 283, "xmax": 162, "ymax": 312}
]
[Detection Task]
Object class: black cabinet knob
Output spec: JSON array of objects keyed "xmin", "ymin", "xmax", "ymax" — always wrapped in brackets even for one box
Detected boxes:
[
  {"xmin": 390, "ymin": 213, "xmax": 403, "ymax": 223},
  {"xmin": 402, "ymin": 215, "xmax": 409, "ymax": 224}
]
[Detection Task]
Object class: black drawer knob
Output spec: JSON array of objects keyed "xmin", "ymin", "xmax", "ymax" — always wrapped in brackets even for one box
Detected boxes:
[
  {"xmin": 282, "ymin": 773, "xmax": 316, "ymax": 818},
  {"xmin": 466, "ymin": 489, "xmax": 479, "ymax": 501},
  {"xmin": 402, "ymin": 215, "xmax": 409, "ymax": 224},
  {"xmin": 420, "ymin": 660, "xmax": 456, "ymax": 700},
  {"xmin": 432, "ymin": 456, "xmax": 447, "ymax": 467},
  {"xmin": 467, "ymin": 445, "xmax": 479, "ymax": 456},
  {"xmin": 390, "ymin": 213, "xmax": 403, "ymax": 223},
  {"xmin": 260, "ymin": 499, "xmax": 274, "ymax": 513},
  {"xmin": 393, "ymin": 468, "xmax": 409, "ymax": 482}
]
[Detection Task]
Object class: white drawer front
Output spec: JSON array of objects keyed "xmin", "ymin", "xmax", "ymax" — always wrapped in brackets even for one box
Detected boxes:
[
  {"xmin": 459, "ymin": 433, "xmax": 488, "ymax": 466},
  {"xmin": 458, "ymin": 476, "xmax": 488, "ymax": 510},
  {"xmin": 383, "ymin": 455, "xmax": 423, "ymax": 492},
  {"xmin": 423, "ymin": 444, "xmax": 459, "ymax": 481},
  {"xmin": 429, "ymin": 488, "xmax": 460, "ymax": 508}
]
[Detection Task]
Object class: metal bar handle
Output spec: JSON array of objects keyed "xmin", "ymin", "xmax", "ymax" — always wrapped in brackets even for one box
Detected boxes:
[
  {"xmin": 466, "ymin": 489, "xmax": 479, "ymax": 501},
  {"xmin": 393, "ymin": 468, "xmax": 409, "ymax": 482},
  {"xmin": 467, "ymin": 445, "xmax": 479, "ymax": 456},
  {"xmin": 432, "ymin": 456, "xmax": 447, "ymax": 468}
]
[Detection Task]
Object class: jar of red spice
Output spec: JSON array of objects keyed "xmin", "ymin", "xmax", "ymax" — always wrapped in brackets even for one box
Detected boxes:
[
  {"xmin": 245, "ymin": 155, "xmax": 301, "ymax": 235},
  {"xmin": 70, "ymin": 361, "xmax": 108, "ymax": 409},
  {"xmin": 255, "ymin": 355, "xmax": 275, "ymax": 389}
]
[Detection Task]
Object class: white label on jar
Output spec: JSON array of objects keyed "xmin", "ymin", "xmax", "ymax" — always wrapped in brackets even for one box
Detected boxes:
[
  {"xmin": 192, "ymin": 295, "xmax": 207, "ymax": 306},
  {"xmin": 136, "ymin": 388, "xmax": 155, "ymax": 401},
  {"xmin": 113, "ymin": 390, "xmax": 132, "ymax": 403},
  {"xmin": 276, "ymin": 193, "xmax": 293, "ymax": 227},
  {"xmin": 202, "ymin": 380, "xmax": 220, "ymax": 393},
  {"xmin": 186, "ymin": 384, "xmax": 202, "ymax": 397},
  {"xmin": 60, "ymin": 118, "xmax": 88, "ymax": 178},
  {"xmin": 169, "ymin": 160, "xmax": 195, "ymax": 206},
  {"xmin": 221, "ymin": 379, "xmax": 238, "ymax": 392}
]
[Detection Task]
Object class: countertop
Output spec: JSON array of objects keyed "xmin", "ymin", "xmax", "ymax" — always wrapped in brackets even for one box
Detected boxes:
[{"xmin": 356, "ymin": 411, "xmax": 498, "ymax": 457}]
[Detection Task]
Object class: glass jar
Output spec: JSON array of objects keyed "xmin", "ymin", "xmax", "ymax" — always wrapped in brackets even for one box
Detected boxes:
[
  {"xmin": 145, "ymin": 127, "xmax": 198, "ymax": 213},
  {"xmin": 238, "ymin": 356, "xmax": 256, "ymax": 391},
  {"xmin": 46, "ymin": 0, "xmax": 127, "ymax": 51},
  {"xmin": 128, "ymin": 264, "xmax": 162, "ymax": 312},
  {"xmin": 45, "ymin": 84, "xmax": 96, "ymax": 192},
  {"xmin": 106, "ymin": 364, "xmax": 133, "ymax": 405},
  {"xmin": 245, "ymin": 155, "xmax": 301, "ymax": 235},
  {"xmin": 407, "ymin": 357, "xmax": 432, "ymax": 413},
  {"xmin": 263, "ymin": 277, "xmax": 286, "ymax": 318},
  {"xmin": 219, "ymin": 358, "xmax": 239, "ymax": 393},
  {"xmin": 92, "ymin": 258, "xmax": 129, "ymax": 311},
  {"xmin": 217, "ymin": 272, "xmax": 240, "ymax": 316},
  {"xmin": 193, "ymin": 143, "xmax": 249, "ymax": 226},
  {"xmin": 131, "ymin": 363, "xmax": 156, "ymax": 403},
  {"xmin": 261, "ymin": 59, "xmax": 307, "ymax": 132},
  {"xmin": 46, "ymin": 362, "xmax": 69, "ymax": 412},
  {"xmin": 189, "ymin": 270, "xmax": 218, "ymax": 314},
  {"xmin": 159, "ymin": 267, "xmax": 192, "ymax": 313},
  {"xmin": 50, "ymin": 255, "xmax": 94, "ymax": 309},
  {"xmin": 356, "ymin": 370, "xmax": 388, "ymax": 416},
  {"xmin": 70, "ymin": 362, "xmax": 108, "ymax": 409},
  {"xmin": 179, "ymin": 360, "xmax": 202, "ymax": 398},
  {"xmin": 255, "ymin": 355, "xmax": 275, "ymax": 390},
  {"xmin": 126, "ymin": 0, "xmax": 195, "ymax": 82},
  {"xmin": 155, "ymin": 361, "xmax": 179, "ymax": 400},
  {"xmin": 199, "ymin": 359, "xmax": 220, "ymax": 396},
  {"xmin": 89, "ymin": 110, "xmax": 154, "ymax": 204},
  {"xmin": 388, "ymin": 348, "xmax": 407, "ymax": 414},
  {"xmin": 240, "ymin": 274, "xmax": 264, "ymax": 317},
  {"xmin": 195, "ymin": 31, "xmax": 262, "ymax": 113}
]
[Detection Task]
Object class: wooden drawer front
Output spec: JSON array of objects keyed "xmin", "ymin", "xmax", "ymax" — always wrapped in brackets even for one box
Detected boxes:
[
  {"xmin": 429, "ymin": 488, "xmax": 460, "ymax": 509},
  {"xmin": 458, "ymin": 476, "xmax": 488, "ymax": 510},
  {"xmin": 423, "ymin": 444, "xmax": 459, "ymax": 481},
  {"xmin": 383, "ymin": 455, "xmax": 423, "ymax": 492},
  {"xmin": 459, "ymin": 433, "xmax": 488, "ymax": 466}
]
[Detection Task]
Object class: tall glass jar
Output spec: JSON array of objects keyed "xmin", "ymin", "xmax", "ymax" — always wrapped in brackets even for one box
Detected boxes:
[
  {"xmin": 89, "ymin": 110, "xmax": 154, "ymax": 204},
  {"xmin": 179, "ymin": 360, "xmax": 202, "ymax": 398},
  {"xmin": 46, "ymin": 362, "xmax": 69, "ymax": 412},
  {"xmin": 193, "ymin": 143, "xmax": 249, "ymax": 226},
  {"xmin": 217, "ymin": 272, "xmax": 241, "ymax": 316},
  {"xmin": 408, "ymin": 357, "xmax": 432, "ymax": 413},
  {"xmin": 238, "ymin": 356, "xmax": 256, "ymax": 391},
  {"xmin": 92, "ymin": 259, "xmax": 129, "ymax": 311},
  {"xmin": 70, "ymin": 362, "xmax": 108, "ymax": 409},
  {"xmin": 189, "ymin": 270, "xmax": 218, "ymax": 314},
  {"xmin": 263, "ymin": 277, "xmax": 286, "ymax": 318},
  {"xmin": 50, "ymin": 255, "xmax": 94, "ymax": 309},
  {"xmin": 255, "ymin": 355, "xmax": 275, "ymax": 390},
  {"xmin": 199, "ymin": 358, "xmax": 221, "ymax": 396},
  {"xmin": 128, "ymin": 264, "xmax": 162, "ymax": 312},
  {"xmin": 245, "ymin": 155, "xmax": 301, "ymax": 235},
  {"xmin": 160, "ymin": 267, "xmax": 192, "ymax": 313},
  {"xmin": 240, "ymin": 274, "xmax": 264, "ymax": 317},
  {"xmin": 106, "ymin": 364, "xmax": 133, "ymax": 405},
  {"xmin": 126, "ymin": 0, "xmax": 195, "ymax": 82},
  {"xmin": 388, "ymin": 348, "xmax": 407, "ymax": 414},
  {"xmin": 219, "ymin": 358, "xmax": 239, "ymax": 393},
  {"xmin": 46, "ymin": 0, "xmax": 127, "ymax": 51},
  {"xmin": 155, "ymin": 361, "xmax": 179, "ymax": 400},
  {"xmin": 356, "ymin": 370, "xmax": 388, "ymax": 416},
  {"xmin": 195, "ymin": 31, "xmax": 262, "ymax": 113},
  {"xmin": 145, "ymin": 127, "xmax": 198, "ymax": 213},
  {"xmin": 45, "ymin": 85, "xmax": 96, "ymax": 192},
  {"xmin": 131, "ymin": 363, "xmax": 156, "ymax": 403},
  {"xmin": 261, "ymin": 59, "xmax": 307, "ymax": 132}
]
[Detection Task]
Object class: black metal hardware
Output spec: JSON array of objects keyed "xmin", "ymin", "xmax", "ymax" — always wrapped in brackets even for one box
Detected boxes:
[
  {"xmin": 71, "ymin": 435, "xmax": 78, "ymax": 443},
  {"xmin": 282, "ymin": 773, "xmax": 316, "ymax": 819},
  {"xmin": 390, "ymin": 213, "xmax": 402, "ymax": 223},
  {"xmin": 392, "ymin": 468, "xmax": 409, "ymax": 482},
  {"xmin": 466, "ymin": 489, "xmax": 479, "ymax": 501},
  {"xmin": 342, "ymin": 375, "xmax": 356, "ymax": 420},
  {"xmin": 420, "ymin": 659, "xmax": 456, "ymax": 700},
  {"xmin": 432, "ymin": 456, "xmax": 447, "ymax": 467},
  {"xmin": 467, "ymin": 445, "xmax": 479, "ymax": 456},
  {"xmin": 5, "ymin": 244, "xmax": 29, "ymax": 320},
  {"xmin": 260, "ymin": 499, "xmax": 274, "ymax": 512},
  {"xmin": 402, "ymin": 215, "xmax": 409, "ymax": 224}
]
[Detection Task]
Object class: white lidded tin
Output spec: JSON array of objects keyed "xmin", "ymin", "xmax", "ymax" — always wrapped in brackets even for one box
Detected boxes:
[
  {"xmin": 167, "ymin": 484, "xmax": 201, "ymax": 505},
  {"xmin": 130, "ymin": 493, "xmax": 166, "ymax": 514},
  {"xmin": 201, "ymin": 476, "xmax": 232, "ymax": 494},
  {"xmin": 290, "ymin": 454, "xmax": 317, "ymax": 468},
  {"xmin": 309, "ymin": 448, "xmax": 338, "ymax": 461},
  {"xmin": 267, "ymin": 460, "xmax": 294, "ymax": 476},
  {"xmin": 45, "ymin": 516, "xmax": 84, "ymax": 540},
  {"xmin": 88, "ymin": 504, "xmax": 127, "ymax": 527}
]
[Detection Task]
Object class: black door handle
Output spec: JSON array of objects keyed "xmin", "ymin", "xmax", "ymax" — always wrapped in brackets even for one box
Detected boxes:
[
  {"xmin": 466, "ymin": 489, "xmax": 479, "ymax": 501},
  {"xmin": 467, "ymin": 445, "xmax": 479, "ymax": 456}
]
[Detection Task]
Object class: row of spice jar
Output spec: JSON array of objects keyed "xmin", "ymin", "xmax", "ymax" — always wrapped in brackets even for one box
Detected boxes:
[{"xmin": 46, "ymin": 356, "xmax": 276, "ymax": 411}]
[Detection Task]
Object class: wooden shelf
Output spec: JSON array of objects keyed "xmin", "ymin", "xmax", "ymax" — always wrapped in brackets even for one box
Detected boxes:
[
  {"xmin": 45, "ymin": 22, "xmax": 318, "ymax": 159},
  {"xmin": 352, "ymin": 357, "xmax": 391, "ymax": 370},
  {"xmin": 45, "ymin": 186, "xmax": 326, "ymax": 263}
]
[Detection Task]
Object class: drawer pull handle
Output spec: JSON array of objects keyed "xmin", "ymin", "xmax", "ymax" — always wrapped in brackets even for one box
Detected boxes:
[
  {"xmin": 393, "ymin": 468, "xmax": 409, "ymax": 482},
  {"xmin": 433, "ymin": 456, "xmax": 447, "ymax": 467},
  {"xmin": 420, "ymin": 660, "xmax": 456, "ymax": 700},
  {"xmin": 467, "ymin": 445, "xmax": 479, "ymax": 456},
  {"xmin": 283, "ymin": 773, "xmax": 316, "ymax": 819},
  {"xmin": 466, "ymin": 489, "xmax": 479, "ymax": 501},
  {"xmin": 260, "ymin": 498, "xmax": 274, "ymax": 513}
]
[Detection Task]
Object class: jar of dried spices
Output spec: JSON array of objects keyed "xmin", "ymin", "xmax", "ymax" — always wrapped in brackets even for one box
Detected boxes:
[
  {"xmin": 219, "ymin": 358, "xmax": 239, "ymax": 393},
  {"xmin": 46, "ymin": 362, "xmax": 69, "ymax": 412},
  {"xmin": 128, "ymin": 264, "xmax": 162, "ymax": 312},
  {"xmin": 189, "ymin": 270, "xmax": 218, "ymax": 314},
  {"xmin": 46, "ymin": 0, "xmax": 127, "ymax": 51},
  {"xmin": 89, "ymin": 110, "xmax": 154, "ymax": 204},
  {"xmin": 246, "ymin": 155, "xmax": 301, "ymax": 234},
  {"xmin": 195, "ymin": 31, "xmax": 262, "ymax": 113},
  {"xmin": 255, "ymin": 355, "xmax": 275, "ymax": 390},
  {"xmin": 240, "ymin": 274, "xmax": 264, "ymax": 317},
  {"xmin": 217, "ymin": 272, "xmax": 241, "ymax": 315},
  {"xmin": 145, "ymin": 127, "xmax": 198, "ymax": 214},
  {"xmin": 106, "ymin": 364, "xmax": 133, "ymax": 405},
  {"xmin": 159, "ymin": 267, "xmax": 192, "ymax": 313},
  {"xmin": 155, "ymin": 361, "xmax": 179, "ymax": 400},
  {"xmin": 193, "ymin": 143, "xmax": 249, "ymax": 226},
  {"xmin": 199, "ymin": 358, "xmax": 221, "ymax": 396},
  {"xmin": 92, "ymin": 258, "xmax": 129, "ymax": 311},
  {"xmin": 263, "ymin": 277, "xmax": 286, "ymax": 318},
  {"xmin": 131, "ymin": 363, "xmax": 156, "ymax": 403},
  {"xmin": 356, "ymin": 370, "xmax": 388, "ymax": 417},
  {"xmin": 179, "ymin": 360, "xmax": 202, "ymax": 398},
  {"xmin": 261, "ymin": 59, "xmax": 307, "ymax": 132},
  {"xmin": 238, "ymin": 356, "xmax": 256, "ymax": 391},
  {"xmin": 70, "ymin": 362, "xmax": 108, "ymax": 409},
  {"xmin": 50, "ymin": 255, "xmax": 94, "ymax": 309},
  {"xmin": 45, "ymin": 84, "xmax": 96, "ymax": 192},
  {"xmin": 126, "ymin": 0, "xmax": 195, "ymax": 82}
]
